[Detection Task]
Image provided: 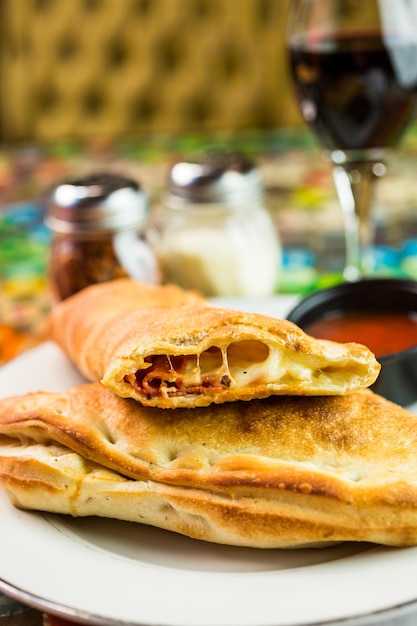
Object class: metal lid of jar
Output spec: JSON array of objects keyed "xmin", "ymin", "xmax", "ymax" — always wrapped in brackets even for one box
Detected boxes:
[
  {"xmin": 45, "ymin": 173, "xmax": 149, "ymax": 234},
  {"xmin": 165, "ymin": 151, "xmax": 263, "ymax": 208}
]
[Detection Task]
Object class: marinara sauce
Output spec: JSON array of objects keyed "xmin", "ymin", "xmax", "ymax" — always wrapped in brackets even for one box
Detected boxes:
[{"xmin": 304, "ymin": 310, "xmax": 417, "ymax": 358}]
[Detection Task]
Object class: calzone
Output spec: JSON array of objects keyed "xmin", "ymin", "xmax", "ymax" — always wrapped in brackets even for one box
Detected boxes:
[
  {"xmin": 48, "ymin": 279, "xmax": 380, "ymax": 408},
  {"xmin": 1, "ymin": 384, "xmax": 417, "ymax": 548}
]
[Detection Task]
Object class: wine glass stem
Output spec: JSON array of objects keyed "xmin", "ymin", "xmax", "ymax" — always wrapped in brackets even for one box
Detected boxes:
[{"xmin": 332, "ymin": 161, "xmax": 385, "ymax": 282}]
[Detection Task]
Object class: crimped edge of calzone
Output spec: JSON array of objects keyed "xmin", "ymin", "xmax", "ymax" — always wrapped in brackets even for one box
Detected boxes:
[
  {"xmin": 1, "ymin": 384, "xmax": 417, "ymax": 548},
  {"xmin": 1, "ymin": 439, "xmax": 417, "ymax": 549}
]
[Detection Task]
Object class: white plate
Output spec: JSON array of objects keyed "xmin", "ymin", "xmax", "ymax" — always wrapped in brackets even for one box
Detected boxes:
[{"xmin": 1, "ymin": 299, "xmax": 417, "ymax": 626}]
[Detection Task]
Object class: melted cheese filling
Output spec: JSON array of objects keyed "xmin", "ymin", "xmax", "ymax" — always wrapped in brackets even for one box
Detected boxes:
[{"xmin": 124, "ymin": 339, "xmax": 348, "ymax": 399}]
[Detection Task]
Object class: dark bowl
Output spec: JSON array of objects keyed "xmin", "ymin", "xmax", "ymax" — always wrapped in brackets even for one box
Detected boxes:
[{"xmin": 286, "ymin": 278, "xmax": 417, "ymax": 407}]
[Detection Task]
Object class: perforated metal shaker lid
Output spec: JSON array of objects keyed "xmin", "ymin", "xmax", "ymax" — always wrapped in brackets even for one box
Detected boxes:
[
  {"xmin": 165, "ymin": 151, "xmax": 263, "ymax": 208},
  {"xmin": 45, "ymin": 173, "xmax": 149, "ymax": 234}
]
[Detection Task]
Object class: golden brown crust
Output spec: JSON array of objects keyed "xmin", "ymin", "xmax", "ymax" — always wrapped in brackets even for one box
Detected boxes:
[
  {"xmin": 47, "ymin": 278, "xmax": 207, "ymax": 382},
  {"xmin": 1, "ymin": 384, "xmax": 417, "ymax": 547},
  {"xmin": 47, "ymin": 279, "xmax": 380, "ymax": 407}
]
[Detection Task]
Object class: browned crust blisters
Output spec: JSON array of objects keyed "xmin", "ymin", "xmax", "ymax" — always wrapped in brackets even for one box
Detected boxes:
[{"xmin": 1, "ymin": 383, "xmax": 417, "ymax": 547}]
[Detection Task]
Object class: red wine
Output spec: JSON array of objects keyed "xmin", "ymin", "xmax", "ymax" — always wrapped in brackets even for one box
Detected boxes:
[{"xmin": 288, "ymin": 32, "xmax": 417, "ymax": 152}]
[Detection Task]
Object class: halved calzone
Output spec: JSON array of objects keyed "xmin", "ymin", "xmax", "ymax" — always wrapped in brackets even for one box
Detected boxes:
[
  {"xmin": 0, "ymin": 383, "xmax": 417, "ymax": 548},
  {"xmin": 48, "ymin": 279, "xmax": 380, "ymax": 408}
]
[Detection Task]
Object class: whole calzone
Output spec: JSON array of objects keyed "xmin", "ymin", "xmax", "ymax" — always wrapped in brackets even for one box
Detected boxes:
[
  {"xmin": 0, "ymin": 383, "xmax": 417, "ymax": 548},
  {"xmin": 47, "ymin": 279, "xmax": 380, "ymax": 408}
]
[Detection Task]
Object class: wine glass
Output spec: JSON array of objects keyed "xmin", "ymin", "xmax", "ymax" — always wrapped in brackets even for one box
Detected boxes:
[{"xmin": 286, "ymin": 0, "xmax": 417, "ymax": 281}]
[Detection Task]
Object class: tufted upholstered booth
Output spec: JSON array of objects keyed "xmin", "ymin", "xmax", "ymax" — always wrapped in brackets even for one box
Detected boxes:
[{"xmin": 0, "ymin": 0, "xmax": 301, "ymax": 143}]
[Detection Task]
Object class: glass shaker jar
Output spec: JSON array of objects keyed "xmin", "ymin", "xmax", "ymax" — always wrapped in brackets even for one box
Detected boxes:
[
  {"xmin": 45, "ymin": 172, "xmax": 160, "ymax": 303},
  {"xmin": 157, "ymin": 152, "xmax": 281, "ymax": 297}
]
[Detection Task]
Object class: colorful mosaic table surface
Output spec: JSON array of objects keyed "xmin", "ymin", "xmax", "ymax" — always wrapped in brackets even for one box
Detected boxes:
[
  {"xmin": 2, "ymin": 126, "xmax": 417, "ymax": 366},
  {"xmin": 1, "ymin": 126, "xmax": 417, "ymax": 366}
]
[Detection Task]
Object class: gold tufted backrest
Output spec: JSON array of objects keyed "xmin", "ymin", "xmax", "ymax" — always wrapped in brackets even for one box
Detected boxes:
[{"xmin": 0, "ymin": 0, "xmax": 301, "ymax": 143}]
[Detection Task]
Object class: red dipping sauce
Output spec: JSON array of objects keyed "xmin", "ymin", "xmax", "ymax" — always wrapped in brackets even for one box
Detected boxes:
[{"xmin": 304, "ymin": 310, "xmax": 417, "ymax": 358}]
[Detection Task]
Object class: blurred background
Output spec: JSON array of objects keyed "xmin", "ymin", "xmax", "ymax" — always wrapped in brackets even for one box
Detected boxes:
[
  {"xmin": 0, "ymin": 0, "xmax": 299, "ymax": 143},
  {"xmin": 0, "ymin": 0, "xmax": 299, "ymax": 357},
  {"xmin": 1, "ymin": 0, "xmax": 417, "ymax": 366}
]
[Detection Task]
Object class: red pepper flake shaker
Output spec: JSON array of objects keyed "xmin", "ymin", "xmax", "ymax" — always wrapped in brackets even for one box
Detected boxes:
[{"xmin": 45, "ymin": 172, "xmax": 160, "ymax": 303}]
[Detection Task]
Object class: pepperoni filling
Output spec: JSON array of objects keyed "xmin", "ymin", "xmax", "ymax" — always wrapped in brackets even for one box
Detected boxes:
[
  {"xmin": 124, "ymin": 351, "xmax": 230, "ymax": 398},
  {"xmin": 123, "ymin": 341, "xmax": 270, "ymax": 399}
]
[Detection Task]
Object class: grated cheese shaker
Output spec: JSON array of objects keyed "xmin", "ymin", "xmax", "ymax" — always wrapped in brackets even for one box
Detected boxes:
[{"xmin": 157, "ymin": 151, "xmax": 281, "ymax": 297}]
